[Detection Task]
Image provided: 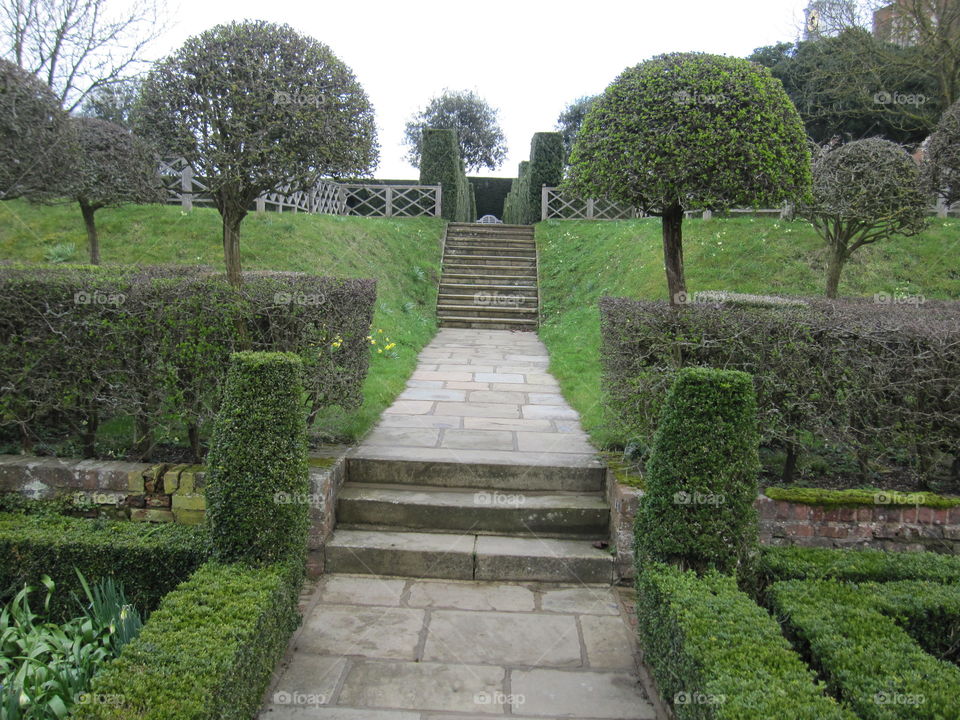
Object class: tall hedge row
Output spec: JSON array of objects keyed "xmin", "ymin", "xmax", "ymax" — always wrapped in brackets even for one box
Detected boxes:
[
  {"xmin": 503, "ymin": 161, "xmax": 531, "ymax": 224},
  {"xmin": 600, "ymin": 296, "xmax": 960, "ymax": 490},
  {"xmin": 503, "ymin": 133, "xmax": 564, "ymax": 224},
  {"xmin": 419, "ymin": 128, "xmax": 472, "ymax": 221},
  {"xmin": 0, "ymin": 266, "xmax": 376, "ymax": 459},
  {"xmin": 468, "ymin": 177, "xmax": 513, "ymax": 219}
]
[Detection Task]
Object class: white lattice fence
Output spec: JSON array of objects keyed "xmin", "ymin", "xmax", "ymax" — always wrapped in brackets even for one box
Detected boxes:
[
  {"xmin": 540, "ymin": 187, "xmax": 642, "ymax": 220},
  {"xmin": 160, "ymin": 159, "xmax": 439, "ymax": 217}
]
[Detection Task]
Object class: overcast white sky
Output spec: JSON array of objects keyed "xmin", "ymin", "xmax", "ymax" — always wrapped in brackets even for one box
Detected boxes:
[{"xmin": 148, "ymin": 0, "xmax": 812, "ymax": 178}]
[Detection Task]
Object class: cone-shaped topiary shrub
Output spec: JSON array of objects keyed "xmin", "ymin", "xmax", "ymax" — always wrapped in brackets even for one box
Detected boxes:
[
  {"xmin": 205, "ymin": 351, "xmax": 309, "ymax": 567},
  {"xmin": 634, "ymin": 366, "xmax": 760, "ymax": 574}
]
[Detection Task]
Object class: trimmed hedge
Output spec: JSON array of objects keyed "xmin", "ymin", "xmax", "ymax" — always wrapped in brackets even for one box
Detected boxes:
[
  {"xmin": 600, "ymin": 296, "xmax": 960, "ymax": 490},
  {"xmin": 635, "ymin": 367, "xmax": 760, "ymax": 573},
  {"xmin": 206, "ymin": 352, "xmax": 309, "ymax": 568},
  {"xmin": 0, "ymin": 512, "xmax": 207, "ymax": 621},
  {"xmin": 758, "ymin": 545, "xmax": 960, "ymax": 585},
  {"xmin": 503, "ymin": 161, "xmax": 531, "ymax": 224},
  {"xmin": 771, "ymin": 579, "xmax": 960, "ymax": 719},
  {"xmin": 526, "ymin": 132, "xmax": 563, "ymax": 219},
  {"xmin": 73, "ymin": 561, "xmax": 300, "ymax": 720},
  {"xmin": 419, "ymin": 128, "xmax": 472, "ymax": 222},
  {"xmin": 0, "ymin": 266, "xmax": 376, "ymax": 459},
  {"xmin": 636, "ymin": 562, "xmax": 855, "ymax": 720},
  {"xmin": 503, "ymin": 133, "xmax": 564, "ymax": 225}
]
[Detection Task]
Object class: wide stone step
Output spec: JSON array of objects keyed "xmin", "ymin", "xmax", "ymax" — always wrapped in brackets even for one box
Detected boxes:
[
  {"xmin": 325, "ymin": 529, "xmax": 614, "ymax": 583},
  {"xmin": 444, "ymin": 264, "xmax": 537, "ymax": 277},
  {"xmin": 439, "ymin": 282, "xmax": 537, "ymax": 294},
  {"xmin": 442, "ymin": 254, "xmax": 536, "ymax": 267},
  {"xmin": 438, "ymin": 293, "xmax": 538, "ymax": 308},
  {"xmin": 445, "ymin": 244, "xmax": 536, "ymax": 256},
  {"xmin": 337, "ymin": 484, "xmax": 608, "ymax": 538},
  {"xmin": 441, "ymin": 274, "xmax": 536, "ymax": 287},
  {"xmin": 437, "ymin": 304, "xmax": 538, "ymax": 320},
  {"xmin": 438, "ymin": 316, "xmax": 538, "ymax": 329},
  {"xmin": 346, "ymin": 455, "xmax": 605, "ymax": 492}
]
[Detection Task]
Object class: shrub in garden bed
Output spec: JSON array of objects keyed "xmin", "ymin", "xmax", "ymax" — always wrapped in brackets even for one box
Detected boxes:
[
  {"xmin": 634, "ymin": 367, "xmax": 760, "ymax": 574},
  {"xmin": 757, "ymin": 545, "xmax": 960, "ymax": 585},
  {"xmin": 600, "ymin": 296, "xmax": 960, "ymax": 490},
  {"xmin": 0, "ymin": 512, "xmax": 207, "ymax": 621},
  {"xmin": 72, "ymin": 561, "xmax": 300, "ymax": 720},
  {"xmin": 0, "ymin": 266, "xmax": 376, "ymax": 460},
  {"xmin": 636, "ymin": 562, "xmax": 855, "ymax": 720},
  {"xmin": 771, "ymin": 579, "xmax": 960, "ymax": 719}
]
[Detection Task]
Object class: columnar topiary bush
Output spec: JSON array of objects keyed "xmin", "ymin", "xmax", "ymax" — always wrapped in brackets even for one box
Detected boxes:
[
  {"xmin": 419, "ymin": 127, "xmax": 471, "ymax": 221},
  {"xmin": 503, "ymin": 160, "xmax": 531, "ymax": 224},
  {"xmin": 204, "ymin": 351, "xmax": 309, "ymax": 568},
  {"xmin": 634, "ymin": 367, "xmax": 761, "ymax": 574},
  {"xmin": 526, "ymin": 132, "xmax": 564, "ymax": 220}
]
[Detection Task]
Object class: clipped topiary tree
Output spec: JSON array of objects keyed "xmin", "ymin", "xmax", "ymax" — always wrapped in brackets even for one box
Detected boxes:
[
  {"xmin": 527, "ymin": 132, "xmax": 564, "ymax": 224},
  {"xmin": 204, "ymin": 351, "xmax": 309, "ymax": 568},
  {"xmin": 136, "ymin": 21, "xmax": 378, "ymax": 287},
  {"xmin": 567, "ymin": 53, "xmax": 811, "ymax": 304},
  {"xmin": 634, "ymin": 367, "xmax": 761, "ymax": 575},
  {"xmin": 61, "ymin": 117, "xmax": 164, "ymax": 264},
  {"xmin": 801, "ymin": 138, "xmax": 928, "ymax": 298},
  {"xmin": 420, "ymin": 127, "xmax": 470, "ymax": 221},
  {"xmin": 0, "ymin": 58, "xmax": 68, "ymax": 201},
  {"xmin": 924, "ymin": 99, "xmax": 960, "ymax": 207}
]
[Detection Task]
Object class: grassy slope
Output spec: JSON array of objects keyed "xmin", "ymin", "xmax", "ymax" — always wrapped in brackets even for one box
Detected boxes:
[
  {"xmin": 0, "ymin": 199, "xmax": 445, "ymax": 443},
  {"xmin": 537, "ymin": 216, "xmax": 960, "ymax": 449}
]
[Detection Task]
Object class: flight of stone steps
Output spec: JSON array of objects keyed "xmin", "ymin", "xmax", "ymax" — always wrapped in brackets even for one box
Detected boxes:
[
  {"xmin": 437, "ymin": 223, "xmax": 539, "ymax": 330},
  {"xmin": 325, "ymin": 455, "xmax": 614, "ymax": 584}
]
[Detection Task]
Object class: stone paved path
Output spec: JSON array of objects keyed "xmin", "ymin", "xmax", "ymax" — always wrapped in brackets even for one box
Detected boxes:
[
  {"xmin": 353, "ymin": 328, "xmax": 601, "ymax": 469},
  {"xmin": 259, "ymin": 575, "xmax": 659, "ymax": 719}
]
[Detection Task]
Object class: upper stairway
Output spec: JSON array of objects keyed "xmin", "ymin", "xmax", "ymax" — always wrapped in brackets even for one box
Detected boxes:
[{"xmin": 437, "ymin": 223, "xmax": 538, "ymax": 331}]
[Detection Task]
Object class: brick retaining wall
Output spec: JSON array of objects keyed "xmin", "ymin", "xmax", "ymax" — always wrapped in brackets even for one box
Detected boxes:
[{"xmin": 608, "ymin": 475, "xmax": 960, "ymax": 582}]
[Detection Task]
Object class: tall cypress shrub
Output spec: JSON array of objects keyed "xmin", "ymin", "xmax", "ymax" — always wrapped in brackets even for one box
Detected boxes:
[
  {"xmin": 420, "ymin": 128, "xmax": 466, "ymax": 221},
  {"xmin": 634, "ymin": 367, "xmax": 761, "ymax": 574},
  {"xmin": 205, "ymin": 351, "xmax": 309, "ymax": 567},
  {"xmin": 527, "ymin": 132, "xmax": 564, "ymax": 223}
]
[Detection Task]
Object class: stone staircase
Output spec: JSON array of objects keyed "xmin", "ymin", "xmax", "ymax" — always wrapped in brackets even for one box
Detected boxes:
[
  {"xmin": 437, "ymin": 223, "xmax": 539, "ymax": 330},
  {"xmin": 325, "ymin": 456, "xmax": 613, "ymax": 583}
]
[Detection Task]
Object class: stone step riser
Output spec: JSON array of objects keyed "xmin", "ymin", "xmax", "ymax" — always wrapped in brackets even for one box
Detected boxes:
[
  {"xmin": 346, "ymin": 458, "xmax": 605, "ymax": 492},
  {"xmin": 337, "ymin": 501, "xmax": 608, "ymax": 539},
  {"xmin": 438, "ymin": 283, "xmax": 537, "ymax": 293},
  {"xmin": 442, "ymin": 256, "xmax": 536, "ymax": 268},
  {"xmin": 445, "ymin": 244, "xmax": 536, "ymax": 255},
  {"xmin": 443, "ymin": 266, "xmax": 537, "ymax": 278},
  {"xmin": 441, "ymin": 275, "xmax": 536, "ymax": 287},
  {"xmin": 438, "ymin": 319, "xmax": 538, "ymax": 330},
  {"xmin": 438, "ymin": 296, "xmax": 538, "ymax": 309},
  {"xmin": 325, "ymin": 530, "xmax": 614, "ymax": 583},
  {"xmin": 447, "ymin": 229, "xmax": 533, "ymax": 238},
  {"xmin": 437, "ymin": 307, "xmax": 538, "ymax": 320}
]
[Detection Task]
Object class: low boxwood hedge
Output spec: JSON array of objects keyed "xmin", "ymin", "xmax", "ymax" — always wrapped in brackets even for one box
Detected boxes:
[
  {"xmin": 764, "ymin": 486, "xmax": 960, "ymax": 508},
  {"xmin": 74, "ymin": 560, "xmax": 300, "ymax": 720},
  {"xmin": 771, "ymin": 579, "xmax": 960, "ymax": 719},
  {"xmin": 758, "ymin": 545, "xmax": 960, "ymax": 585},
  {"xmin": 637, "ymin": 562, "xmax": 855, "ymax": 720},
  {"xmin": 0, "ymin": 512, "xmax": 207, "ymax": 621}
]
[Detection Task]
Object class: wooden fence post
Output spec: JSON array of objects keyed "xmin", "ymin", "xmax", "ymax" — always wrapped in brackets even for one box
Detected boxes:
[
  {"xmin": 702, "ymin": 209, "xmax": 713, "ymax": 221},
  {"xmin": 255, "ymin": 197, "xmax": 265, "ymax": 213},
  {"xmin": 385, "ymin": 186, "xmax": 394, "ymax": 218},
  {"xmin": 434, "ymin": 185, "xmax": 442, "ymax": 217},
  {"xmin": 181, "ymin": 165, "xmax": 193, "ymax": 212},
  {"xmin": 937, "ymin": 196, "xmax": 948, "ymax": 218},
  {"xmin": 586, "ymin": 198, "xmax": 595, "ymax": 220},
  {"xmin": 541, "ymin": 185, "xmax": 549, "ymax": 221}
]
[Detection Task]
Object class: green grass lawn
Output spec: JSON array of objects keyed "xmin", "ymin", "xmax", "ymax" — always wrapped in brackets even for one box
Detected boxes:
[
  {"xmin": 537, "ymin": 216, "xmax": 960, "ymax": 449},
  {"xmin": 0, "ymin": 199, "xmax": 445, "ymax": 445}
]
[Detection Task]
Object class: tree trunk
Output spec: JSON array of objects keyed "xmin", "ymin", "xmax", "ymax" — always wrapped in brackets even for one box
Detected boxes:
[
  {"xmin": 782, "ymin": 442, "xmax": 800, "ymax": 483},
  {"xmin": 825, "ymin": 242, "xmax": 847, "ymax": 299},
  {"xmin": 221, "ymin": 206, "xmax": 245, "ymax": 288},
  {"xmin": 132, "ymin": 414, "xmax": 154, "ymax": 462},
  {"xmin": 661, "ymin": 204, "xmax": 686, "ymax": 305},
  {"xmin": 82, "ymin": 412, "xmax": 99, "ymax": 459},
  {"xmin": 19, "ymin": 424, "xmax": 33, "ymax": 455},
  {"xmin": 81, "ymin": 201, "xmax": 100, "ymax": 265}
]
